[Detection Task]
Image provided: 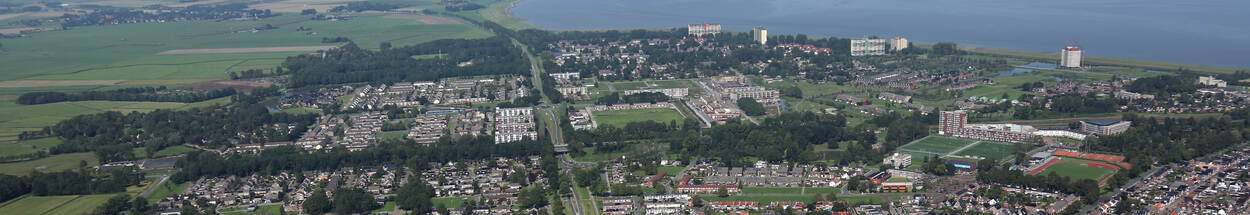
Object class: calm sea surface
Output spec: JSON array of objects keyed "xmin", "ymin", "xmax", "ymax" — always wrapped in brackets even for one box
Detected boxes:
[{"xmin": 511, "ymin": 0, "xmax": 1250, "ymax": 69}]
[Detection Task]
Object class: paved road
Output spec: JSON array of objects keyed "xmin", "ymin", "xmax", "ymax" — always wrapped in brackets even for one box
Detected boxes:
[{"xmin": 140, "ymin": 174, "xmax": 171, "ymax": 198}]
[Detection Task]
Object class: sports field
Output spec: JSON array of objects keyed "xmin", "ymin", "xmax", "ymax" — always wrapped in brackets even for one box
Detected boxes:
[
  {"xmin": 591, "ymin": 108, "xmax": 684, "ymax": 129},
  {"xmin": 953, "ymin": 141, "xmax": 1030, "ymax": 161},
  {"xmin": 1034, "ymin": 159, "xmax": 1117, "ymax": 182},
  {"xmin": 899, "ymin": 136, "xmax": 976, "ymax": 154}
]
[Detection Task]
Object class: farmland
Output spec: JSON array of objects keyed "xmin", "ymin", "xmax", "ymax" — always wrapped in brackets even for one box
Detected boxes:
[
  {"xmin": 591, "ymin": 108, "xmax": 685, "ymax": 129},
  {"xmin": 0, "ymin": 152, "xmax": 98, "ymax": 176}
]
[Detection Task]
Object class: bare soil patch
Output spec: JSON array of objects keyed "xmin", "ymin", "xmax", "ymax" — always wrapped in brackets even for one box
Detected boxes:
[
  {"xmin": 384, "ymin": 14, "xmax": 462, "ymax": 24},
  {"xmin": 158, "ymin": 46, "xmax": 338, "ymax": 55},
  {"xmin": 189, "ymin": 80, "xmax": 272, "ymax": 92}
]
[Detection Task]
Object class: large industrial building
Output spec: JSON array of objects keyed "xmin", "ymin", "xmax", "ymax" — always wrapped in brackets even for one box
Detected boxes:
[
  {"xmin": 940, "ymin": 110, "xmax": 1037, "ymax": 143},
  {"xmin": 752, "ymin": 27, "xmax": 767, "ymax": 45},
  {"xmin": 688, "ymin": 23, "xmax": 721, "ymax": 36},
  {"xmin": 1061, "ymin": 46, "xmax": 1083, "ymax": 68},
  {"xmin": 1080, "ymin": 120, "xmax": 1132, "ymax": 136},
  {"xmin": 851, "ymin": 38, "xmax": 886, "ymax": 56}
]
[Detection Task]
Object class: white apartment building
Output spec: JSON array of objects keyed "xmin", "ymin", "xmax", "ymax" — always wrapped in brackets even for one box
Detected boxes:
[
  {"xmin": 851, "ymin": 38, "xmax": 886, "ymax": 56},
  {"xmin": 1061, "ymin": 46, "xmax": 1083, "ymax": 68}
]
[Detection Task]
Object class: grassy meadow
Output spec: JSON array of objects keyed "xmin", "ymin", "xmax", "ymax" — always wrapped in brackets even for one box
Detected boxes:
[{"xmin": 591, "ymin": 108, "xmax": 685, "ymax": 128}]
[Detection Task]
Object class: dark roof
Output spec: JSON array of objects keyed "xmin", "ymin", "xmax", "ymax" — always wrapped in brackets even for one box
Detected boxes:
[{"xmin": 1083, "ymin": 120, "xmax": 1122, "ymax": 126}]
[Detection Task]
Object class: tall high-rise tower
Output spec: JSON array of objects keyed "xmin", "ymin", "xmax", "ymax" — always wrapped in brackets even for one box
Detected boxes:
[
  {"xmin": 939, "ymin": 110, "xmax": 968, "ymax": 135},
  {"xmin": 1061, "ymin": 46, "xmax": 1083, "ymax": 68},
  {"xmin": 753, "ymin": 27, "xmax": 768, "ymax": 45}
]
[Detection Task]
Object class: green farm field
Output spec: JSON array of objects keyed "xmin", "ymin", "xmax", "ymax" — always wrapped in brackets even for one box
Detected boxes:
[
  {"xmin": 0, "ymin": 152, "xmax": 98, "ymax": 176},
  {"xmin": 0, "ymin": 176, "xmax": 158, "ymax": 215},
  {"xmin": 592, "ymin": 108, "xmax": 685, "ymax": 128},
  {"xmin": 0, "ymin": 137, "xmax": 62, "ymax": 158},
  {"xmin": 1, "ymin": 14, "xmax": 489, "ymax": 82},
  {"xmin": 899, "ymin": 136, "xmax": 976, "ymax": 154}
]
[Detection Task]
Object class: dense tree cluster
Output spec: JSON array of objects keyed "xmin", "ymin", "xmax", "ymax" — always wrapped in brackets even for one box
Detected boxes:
[
  {"xmin": 512, "ymin": 28, "xmax": 854, "ymax": 81},
  {"xmin": 331, "ymin": 188, "xmax": 379, "ymax": 214},
  {"xmin": 682, "ymin": 112, "xmax": 851, "ymax": 165},
  {"xmin": 22, "ymin": 87, "xmax": 315, "ymax": 163},
  {"xmin": 16, "ymin": 87, "xmax": 236, "ymax": 105},
  {"xmin": 595, "ymin": 92, "xmax": 669, "ymax": 105},
  {"xmin": 330, "ymin": 2, "xmax": 403, "ymax": 12},
  {"xmin": 282, "ymin": 37, "xmax": 529, "ymax": 88},
  {"xmin": 1124, "ymin": 75, "xmax": 1198, "ymax": 97},
  {"xmin": 736, "ymin": 98, "xmax": 766, "ymax": 116},
  {"xmin": 395, "ymin": 179, "xmax": 435, "ymax": 213}
]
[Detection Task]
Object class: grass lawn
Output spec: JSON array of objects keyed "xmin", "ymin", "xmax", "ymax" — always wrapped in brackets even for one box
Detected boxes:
[
  {"xmin": 221, "ymin": 204, "xmax": 283, "ymax": 215},
  {"xmin": 899, "ymin": 136, "xmax": 976, "ymax": 154},
  {"xmin": 0, "ymin": 152, "xmax": 97, "ymax": 176},
  {"xmin": 0, "ymin": 137, "xmax": 62, "ymax": 158},
  {"xmin": 740, "ymin": 187, "xmax": 838, "ymax": 195},
  {"xmin": 146, "ymin": 181, "xmax": 189, "ymax": 204},
  {"xmin": 592, "ymin": 108, "xmax": 684, "ymax": 129},
  {"xmin": 1036, "ymin": 159, "xmax": 1116, "ymax": 182},
  {"xmin": 432, "ymin": 197, "xmax": 467, "ymax": 208},
  {"xmin": 378, "ymin": 131, "xmax": 408, "ymax": 141},
  {"xmin": 700, "ymin": 195, "xmax": 821, "ymax": 205},
  {"xmin": 572, "ymin": 147, "xmax": 626, "ymax": 163},
  {"xmin": 134, "ymin": 145, "xmax": 199, "ymax": 159},
  {"xmin": 953, "ymin": 142, "xmax": 1031, "ymax": 161},
  {"xmin": 372, "ymin": 202, "xmax": 397, "ymax": 213},
  {"xmin": 656, "ymin": 166, "xmax": 685, "ymax": 175},
  {"xmin": 838, "ymin": 196, "xmax": 888, "ymax": 206}
]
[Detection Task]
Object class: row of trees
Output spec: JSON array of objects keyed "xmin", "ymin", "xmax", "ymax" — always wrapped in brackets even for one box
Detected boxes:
[{"xmin": 16, "ymin": 87, "xmax": 236, "ymax": 105}]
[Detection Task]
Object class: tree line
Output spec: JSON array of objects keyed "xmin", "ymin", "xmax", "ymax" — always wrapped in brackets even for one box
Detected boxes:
[{"xmin": 16, "ymin": 87, "xmax": 236, "ymax": 105}]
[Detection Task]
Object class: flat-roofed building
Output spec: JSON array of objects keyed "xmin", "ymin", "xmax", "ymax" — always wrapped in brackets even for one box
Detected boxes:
[
  {"xmin": 688, "ymin": 23, "xmax": 721, "ymax": 36},
  {"xmin": 1081, "ymin": 120, "xmax": 1131, "ymax": 136},
  {"xmin": 851, "ymin": 38, "xmax": 886, "ymax": 56}
]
